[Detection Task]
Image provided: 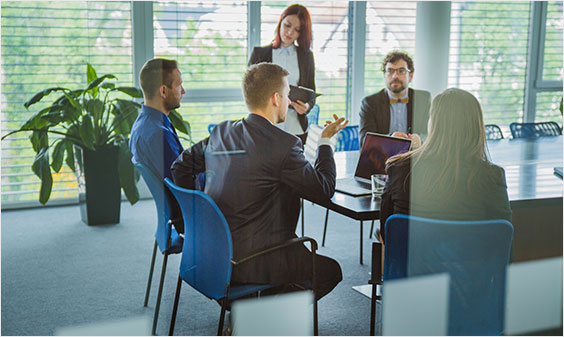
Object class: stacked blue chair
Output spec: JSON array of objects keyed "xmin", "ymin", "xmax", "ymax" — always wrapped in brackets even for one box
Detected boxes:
[
  {"xmin": 164, "ymin": 178, "xmax": 320, "ymax": 336},
  {"xmin": 134, "ymin": 163, "xmax": 183, "ymax": 335},
  {"xmin": 509, "ymin": 121, "xmax": 562, "ymax": 138},
  {"xmin": 369, "ymin": 214, "xmax": 513, "ymax": 335}
]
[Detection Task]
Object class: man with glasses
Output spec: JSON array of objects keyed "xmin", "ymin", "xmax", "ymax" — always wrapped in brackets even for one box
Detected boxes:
[{"xmin": 359, "ymin": 51, "xmax": 431, "ymax": 147}]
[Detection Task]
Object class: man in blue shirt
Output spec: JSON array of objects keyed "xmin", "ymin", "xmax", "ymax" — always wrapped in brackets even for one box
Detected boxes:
[
  {"xmin": 130, "ymin": 58, "xmax": 186, "ymax": 233},
  {"xmin": 359, "ymin": 51, "xmax": 430, "ymax": 148}
]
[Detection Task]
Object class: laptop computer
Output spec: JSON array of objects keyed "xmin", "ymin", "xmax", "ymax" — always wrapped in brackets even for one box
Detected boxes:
[{"xmin": 335, "ymin": 132, "xmax": 412, "ymax": 196}]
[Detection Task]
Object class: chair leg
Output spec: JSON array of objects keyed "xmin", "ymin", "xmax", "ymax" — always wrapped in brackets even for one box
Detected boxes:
[
  {"xmin": 168, "ymin": 276, "xmax": 183, "ymax": 336},
  {"xmin": 370, "ymin": 284, "xmax": 377, "ymax": 336},
  {"xmin": 369, "ymin": 220, "xmax": 375, "ymax": 239},
  {"xmin": 301, "ymin": 199, "xmax": 305, "ymax": 237},
  {"xmin": 144, "ymin": 240, "xmax": 158, "ymax": 307},
  {"xmin": 322, "ymin": 208, "xmax": 329, "ymax": 247},
  {"xmin": 359, "ymin": 221, "xmax": 363, "ymax": 265},
  {"xmin": 152, "ymin": 252, "xmax": 169, "ymax": 335},
  {"xmin": 217, "ymin": 298, "xmax": 227, "ymax": 336}
]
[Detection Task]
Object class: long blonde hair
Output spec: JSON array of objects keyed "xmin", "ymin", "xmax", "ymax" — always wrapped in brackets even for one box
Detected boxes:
[{"xmin": 388, "ymin": 88, "xmax": 489, "ymax": 192}]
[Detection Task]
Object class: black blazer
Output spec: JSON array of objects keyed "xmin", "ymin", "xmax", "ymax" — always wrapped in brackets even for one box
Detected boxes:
[
  {"xmin": 248, "ymin": 45, "xmax": 317, "ymax": 133},
  {"xmin": 379, "ymin": 157, "xmax": 512, "ymax": 242},
  {"xmin": 359, "ymin": 88, "xmax": 431, "ymax": 145},
  {"xmin": 171, "ymin": 114, "xmax": 336, "ymax": 284}
]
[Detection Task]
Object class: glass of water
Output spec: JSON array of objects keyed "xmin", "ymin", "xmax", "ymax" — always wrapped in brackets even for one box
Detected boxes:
[{"xmin": 371, "ymin": 174, "xmax": 387, "ymax": 198}]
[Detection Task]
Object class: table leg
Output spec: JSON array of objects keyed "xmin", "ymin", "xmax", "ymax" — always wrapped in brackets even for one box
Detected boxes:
[{"xmin": 360, "ymin": 220, "xmax": 363, "ymax": 264}]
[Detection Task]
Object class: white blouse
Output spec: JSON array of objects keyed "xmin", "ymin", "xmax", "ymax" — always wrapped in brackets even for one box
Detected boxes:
[{"xmin": 272, "ymin": 44, "xmax": 304, "ymax": 135}]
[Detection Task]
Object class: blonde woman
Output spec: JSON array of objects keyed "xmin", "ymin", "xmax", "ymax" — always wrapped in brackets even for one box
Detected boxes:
[{"xmin": 379, "ymin": 88, "xmax": 512, "ymax": 242}]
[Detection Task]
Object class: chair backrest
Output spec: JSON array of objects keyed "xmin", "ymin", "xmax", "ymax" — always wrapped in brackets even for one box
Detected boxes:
[
  {"xmin": 384, "ymin": 214, "xmax": 514, "ymax": 335},
  {"xmin": 336, "ymin": 125, "xmax": 360, "ymax": 152},
  {"xmin": 134, "ymin": 163, "xmax": 180, "ymax": 253},
  {"xmin": 509, "ymin": 121, "xmax": 562, "ymax": 138},
  {"xmin": 208, "ymin": 123, "xmax": 218, "ymax": 135},
  {"xmin": 306, "ymin": 104, "xmax": 320, "ymax": 126},
  {"xmin": 485, "ymin": 124, "xmax": 504, "ymax": 140},
  {"xmin": 164, "ymin": 178, "xmax": 233, "ymax": 301}
]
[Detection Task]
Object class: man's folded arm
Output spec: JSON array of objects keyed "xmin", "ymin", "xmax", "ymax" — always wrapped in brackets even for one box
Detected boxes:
[{"xmin": 171, "ymin": 138, "xmax": 208, "ymax": 190}]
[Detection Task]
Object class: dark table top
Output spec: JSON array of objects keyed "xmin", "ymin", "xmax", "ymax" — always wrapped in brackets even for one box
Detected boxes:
[{"xmin": 318, "ymin": 136, "xmax": 563, "ymax": 220}]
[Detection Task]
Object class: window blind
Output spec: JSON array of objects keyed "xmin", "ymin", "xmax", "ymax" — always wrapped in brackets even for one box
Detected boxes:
[
  {"xmin": 364, "ymin": 1, "xmax": 417, "ymax": 97},
  {"xmin": 153, "ymin": 1, "xmax": 249, "ymax": 142},
  {"xmin": 448, "ymin": 2, "xmax": 530, "ymax": 127},
  {"xmin": 1, "ymin": 1, "xmax": 133, "ymax": 205},
  {"xmin": 260, "ymin": 2, "xmax": 349, "ymax": 122}
]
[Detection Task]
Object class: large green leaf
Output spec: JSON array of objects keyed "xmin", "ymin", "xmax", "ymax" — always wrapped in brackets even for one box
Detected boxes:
[
  {"xmin": 29, "ymin": 129, "xmax": 48, "ymax": 152},
  {"xmin": 86, "ymin": 63, "xmax": 98, "ymax": 84},
  {"xmin": 63, "ymin": 91, "xmax": 80, "ymax": 110},
  {"xmin": 117, "ymin": 140, "xmax": 139, "ymax": 205},
  {"xmin": 31, "ymin": 147, "xmax": 53, "ymax": 205},
  {"xmin": 21, "ymin": 106, "xmax": 53, "ymax": 129},
  {"xmin": 51, "ymin": 140, "xmax": 66, "ymax": 173},
  {"xmin": 85, "ymin": 74, "xmax": 117, "ymax": 92},
  {"xmin": 85, "ymin": 98, "xmax": 104, "ymax": 122},
  {"xmin": 79, "ymin": 115, "xmax": 95, "ymax": 150},
  {"xmin": 65, "ymin": 141, "xmax": 75, "ymax": 172},
  {"xmin": 24, "ymin": 87, "xmax": 67, "ymax": 109},
  {"xmin": 112, "ymin": 86, "xmax": 143, "ymax": 98},
  {"xmin": 111, "ymin": 99, "xmax": 141, "ymax": 135},
  {"xmin": 169, "ymin": 109, "xmax": 192, "ymax": 139}
]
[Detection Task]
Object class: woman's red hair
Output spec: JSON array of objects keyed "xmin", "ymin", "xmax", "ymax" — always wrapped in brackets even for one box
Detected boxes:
[{"xmin": 272, "ymin": 4, "xmax": 313, "ymax": 50}]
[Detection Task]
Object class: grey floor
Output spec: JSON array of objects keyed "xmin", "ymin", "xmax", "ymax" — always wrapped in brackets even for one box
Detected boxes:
[{"xmin": 1, "ymin": 199, "xmax": 382, "ymax": 336}]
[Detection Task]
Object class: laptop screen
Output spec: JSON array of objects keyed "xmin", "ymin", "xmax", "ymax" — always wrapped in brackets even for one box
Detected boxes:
[{"xmin": 354, "ymin": 133, "xmax": 412, "ymax": 181}]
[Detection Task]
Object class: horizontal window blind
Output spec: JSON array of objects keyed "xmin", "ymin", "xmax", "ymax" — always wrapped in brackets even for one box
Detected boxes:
[
  {"xmin": 153, "ymin": 2, "xmax": 248, "ymax": 142},
  {"xmin": 448, "ymin": 2, "xmax": 530, "ymax": 127},
  {"xmin": 542, "ymin": 2, "xmax": 563, "ymax": 82},
  {"xmin": 364, "ymin": 1, "xmax": 417, "ymax": 97},
  {"xmin": 1, "ymin": 1, "xmax": 133, "ymax": 205},
  {"xmin": 260, "ymin": 2, "xmax": 349, "ymax": 123}
]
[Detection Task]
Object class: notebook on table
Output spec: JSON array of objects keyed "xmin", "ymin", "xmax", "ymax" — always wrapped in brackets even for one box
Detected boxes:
[{"xmin": 335, "ymin": 133, "xmax": 412, "ymax": 196}]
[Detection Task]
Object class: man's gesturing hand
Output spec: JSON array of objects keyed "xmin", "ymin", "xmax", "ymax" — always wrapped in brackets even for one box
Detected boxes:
[{"xmin": 321, "ymin": 114, "xmax": 349, "ymax": 139}]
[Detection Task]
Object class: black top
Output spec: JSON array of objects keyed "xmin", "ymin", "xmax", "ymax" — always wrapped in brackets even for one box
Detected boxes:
[
  {"xmin": 379, "ymin": 156, "xmax": 513, "ymax": 241},
  {"xmin": 248, "ymin": 44, "xmax": 317, "ymax": 133},
  {"xmin": 171, "ymin": 114, "xmax": 335, "ymax": 284}
]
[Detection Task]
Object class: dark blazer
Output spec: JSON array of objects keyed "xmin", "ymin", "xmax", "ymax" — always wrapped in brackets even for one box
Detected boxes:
[
  {"xmin": 248, "ymin": 45, "xmax": 316, "ymax": 133},
  {"xmin": 359, "ymin": 88, "xmax": 431, "ymax": 145},
  {"xmin": 379, "ymin": 157, "xmax": 513, "ymax": 242},
  {"xmin": 171, "ymin": 114, "xmax": 336, "ymax": 284}
]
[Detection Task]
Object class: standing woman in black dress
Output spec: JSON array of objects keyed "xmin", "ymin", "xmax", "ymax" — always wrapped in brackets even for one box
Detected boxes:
[{"xmin": 248, "ymin": 4, "xmax": 316, "ymax": 145}]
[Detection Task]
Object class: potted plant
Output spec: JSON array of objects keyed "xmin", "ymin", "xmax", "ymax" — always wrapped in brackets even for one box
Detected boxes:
[{"xmin": 2, "ymin": 63, "xmax": 191, "ymax": 225}]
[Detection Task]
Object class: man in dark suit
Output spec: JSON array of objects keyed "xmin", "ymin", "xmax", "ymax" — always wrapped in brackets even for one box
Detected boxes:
[
  {"xmin": 359, "ymin": 51, "xmax": 431, "ymax": 147},
  {"xmin": 171, "ymin": 63, "xmax": 347, "ymax": 300}
]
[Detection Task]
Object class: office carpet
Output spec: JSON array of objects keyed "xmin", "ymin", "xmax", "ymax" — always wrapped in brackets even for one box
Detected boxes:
[{"xmin": 1, "ymin": 199, "xmax": 382, "ymax": 336}]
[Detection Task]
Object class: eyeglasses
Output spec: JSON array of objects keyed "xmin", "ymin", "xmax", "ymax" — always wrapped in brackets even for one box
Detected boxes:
[{"xmin": 384, "ymin": 68, "xmax": 411, "ymax": 76}]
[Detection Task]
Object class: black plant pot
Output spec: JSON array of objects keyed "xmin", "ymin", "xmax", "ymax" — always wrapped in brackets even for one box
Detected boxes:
[{"xmin": 74, "ymin": 145, "xmax": 121, "ymax": 225}]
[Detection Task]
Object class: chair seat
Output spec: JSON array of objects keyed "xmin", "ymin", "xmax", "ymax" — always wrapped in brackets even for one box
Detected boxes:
[{"xmin": 227, "ymin": 284, "xmax": 276, "ymax": 300}]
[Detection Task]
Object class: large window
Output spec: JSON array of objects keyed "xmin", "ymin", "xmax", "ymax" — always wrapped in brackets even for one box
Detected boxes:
[
  {"xmin": 153, "ymin": 1, "xmax": 249, "ymax": 141},
  {"xmin": 1, "ymin": 1, "xmax": 132, "ymax": 205}
]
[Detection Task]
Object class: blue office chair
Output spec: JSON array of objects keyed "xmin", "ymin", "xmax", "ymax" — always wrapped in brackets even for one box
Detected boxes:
[
  {"xmin": 134, "ymin": 163, "xmax": 183, "ymax": 335},
  {"xmin": 306, "ymin": 104, "xmax": 320, "ymax": 126},
  {"xmin": 485, "ymin": 124, "xmax": 504, "ymax": 140},
  {"xmin": 509, "ymin": 121, "xmax": 562, "ymax": 138},
  {"xmin": 208, "ymin": 123, "xmax": 218, "ymax": 134},
  {"xmin": 336, "ymin": 125, "xmax": 360, "ymax": 152},
  {"xmin": 164, "ymin": 178, "xmax": 320, "ymax": 336},
  {"xmin": 369, "ymin": 215, "xmax": 513, "ymax": 335}
]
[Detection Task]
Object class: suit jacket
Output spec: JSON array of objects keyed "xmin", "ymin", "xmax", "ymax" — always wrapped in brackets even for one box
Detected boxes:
[
  {"xmin": 359, "ymin": 88, "xmax": 431, "ymax": 145},
  {"xmin": 248, "ymin": 45, "xmax": 316, "ymax": 133},
  {"xmin": 171, "ymin": 114, "xmax": 336, "ymax": 284},
  {"xmin": 379, "ymin": 156, "xmax": 512, "ymax": 242}
]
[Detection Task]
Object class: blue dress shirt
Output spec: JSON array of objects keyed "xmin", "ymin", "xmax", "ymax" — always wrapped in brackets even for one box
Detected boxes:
[
  {"xmin": 386, "ymin": 89, "xmax": 408, "ymax": 134},
  {"xmin": 129, "ymin": 104, "xmax": 184, "ymax": 179}
]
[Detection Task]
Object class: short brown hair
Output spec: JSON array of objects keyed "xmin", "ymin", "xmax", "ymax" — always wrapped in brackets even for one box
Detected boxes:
[
  {"xmin": 243, "ymin": 63, "xmax": 289, "ymax": 110},
  {"xmin": 139, "ymin": 58, "xmax": 178, "ymax": 99},
  {"xmin": 381, "ymin": 50, "xmax": 414, "ymax": 73}
]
